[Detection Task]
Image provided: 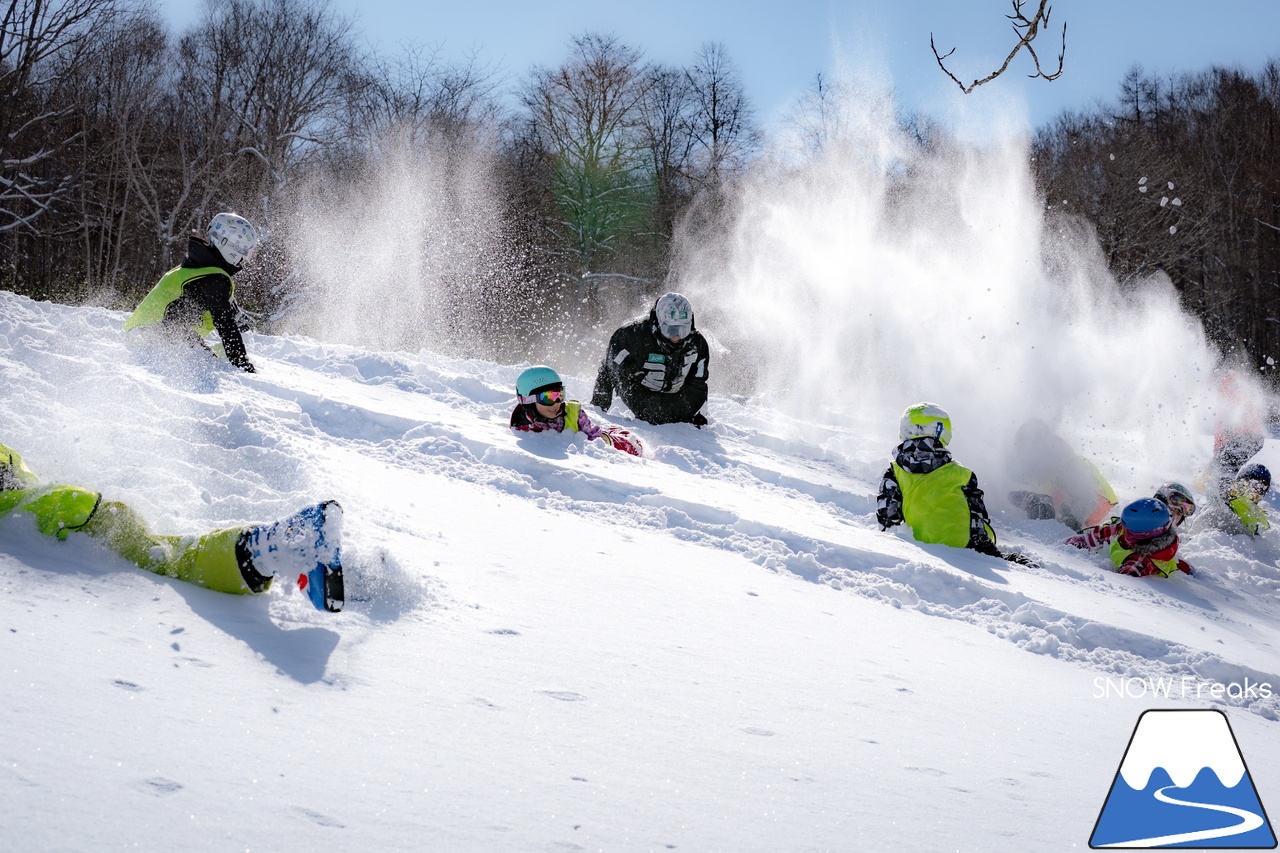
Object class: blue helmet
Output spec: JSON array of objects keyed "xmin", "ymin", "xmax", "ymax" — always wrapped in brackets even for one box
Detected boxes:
[
  {"xmin": 516, "ymin": 366, "xmax": 563, "ymax": 403},
  {"xmin": 1237, "ymin": 462, "xmax": 1271, "ymax": 493},
  {"xmin": 1121, "ymin": 497, "xmax": 1173, "ymax": 540}
]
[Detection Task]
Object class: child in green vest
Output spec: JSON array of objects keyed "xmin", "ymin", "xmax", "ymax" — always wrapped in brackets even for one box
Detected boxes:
[
  {"xmin": 1108, "ymin": 497, "xmax": 1195, "ymax": 577},
  {"xmin": 0, "ymin": 442, "xmax": 344, "ymax": 611},
  {"xmin": 877, "ymin": 402, "xmax": 1002, "ymax": 556},
  {"xmin": 1199, "ymin": 463, "xmax": 1271, "ymax": 536},
  {"xmin": 123, "ymin": 212, "xmax": 259, "ymax": 372},
  {"xmin": 510, "ymin": 366, "xmax": 642, "ymax": 456}
]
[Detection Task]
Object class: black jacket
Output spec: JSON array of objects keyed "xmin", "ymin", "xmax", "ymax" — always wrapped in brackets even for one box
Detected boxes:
[
  {"xmin": 161, "ymin": 236, "xmax": 253, "ymax": 372},
  {"xmin": 591, "ymin": 311, "xmax": 709, "ymax": 425}
]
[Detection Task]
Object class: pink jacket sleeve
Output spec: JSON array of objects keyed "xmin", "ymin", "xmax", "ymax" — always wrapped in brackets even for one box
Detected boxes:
[{"xmin": 575, "ymin": 408, "xmax": 605, "ymax": 441}]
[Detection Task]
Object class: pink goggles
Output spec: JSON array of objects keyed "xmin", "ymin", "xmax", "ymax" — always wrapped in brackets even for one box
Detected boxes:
[{"xmin": 519, "ymin": 388, "xmax": 565, "ymax": 406}]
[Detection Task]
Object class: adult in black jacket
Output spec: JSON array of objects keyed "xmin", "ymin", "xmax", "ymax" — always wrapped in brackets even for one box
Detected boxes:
[{"xmin": 591, "ymin": 292, "xmax": 710, "ymax": 426}]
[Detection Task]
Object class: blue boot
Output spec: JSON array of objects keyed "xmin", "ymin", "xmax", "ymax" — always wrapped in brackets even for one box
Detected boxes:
[{"xmin": 240, "ymin": 501, "xmax": 344, "ymax": 612}]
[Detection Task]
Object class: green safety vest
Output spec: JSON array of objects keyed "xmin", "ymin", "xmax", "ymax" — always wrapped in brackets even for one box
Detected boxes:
[
  {"xmin": 1110, "ymin": 539, "xmax": 1180, "ymax": 577},
  {"xmin": 892, "ymin": 460, "xmax": 978, "ymax": 548},
  {"xmin": 0, "ymin": 444, "xmax": 100, "ymax": 540},
  {"xmin": 564, "ymin": 401, "xmax": 581, "ymax": 433},
  {"xmin": 1228, "ymin": 492, "xmax": 1270, "ymax": 536},
  {"xmin": 123, "ymin": 265, "xmax": 233, "ymax": 336}
]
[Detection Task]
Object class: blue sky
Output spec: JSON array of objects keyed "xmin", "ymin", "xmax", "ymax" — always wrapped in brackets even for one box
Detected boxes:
[{"xmin": 162, "ymin": 0, "xmax": 1280, "ymax": 133}]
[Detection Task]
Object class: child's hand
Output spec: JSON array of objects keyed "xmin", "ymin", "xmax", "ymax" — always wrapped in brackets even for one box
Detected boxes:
[{"xmin": 603, "ymin": 427, "xmax": 642, "ymax": 457}]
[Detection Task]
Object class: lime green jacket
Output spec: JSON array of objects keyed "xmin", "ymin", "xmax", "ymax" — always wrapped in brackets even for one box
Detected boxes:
[
  {"xmin": 1227, "ymin": 488, "xmax": 1271, "ymax": 535},
  {"xmin": 123, "ymin": 265, "xmax": 232, "ymax": 336},
  {"xmin": 0, "ymin": 444, "xmax": 100, "ymax": 540}
]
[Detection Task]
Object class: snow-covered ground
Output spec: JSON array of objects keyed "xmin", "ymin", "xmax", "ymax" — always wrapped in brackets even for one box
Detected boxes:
[{"xmin": 2, "ymin": 289, "xmax": 1278, "ymax": 852}]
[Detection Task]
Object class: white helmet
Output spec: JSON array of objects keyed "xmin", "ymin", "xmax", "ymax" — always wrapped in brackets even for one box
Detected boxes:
[
  {"xmin": 654, "ymin": 292, "xmax": 693, "ymax": 340},
  {"xmin": 899, "ymin": 402, "xmax": 953, "ymax": 446},
  {"xmin": 206, "ymin": 212, "xmax": 259, "ymax": 267}
]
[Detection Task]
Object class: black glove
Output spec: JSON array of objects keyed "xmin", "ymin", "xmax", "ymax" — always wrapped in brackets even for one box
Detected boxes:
[
  {"xmin": 690, "ymin": 412, "xmax": 708, "ymax": 427},
  {"xmin": 234, "ymin": 359, "xmax": 256, "ymax": 373},
  {"xmin": 1009, "ymin": 490, "xmax": 1055, "ymax": 520},
  {"xmin": 971, "ymin": 537, "xmax": 1002, "ymax": 558}
]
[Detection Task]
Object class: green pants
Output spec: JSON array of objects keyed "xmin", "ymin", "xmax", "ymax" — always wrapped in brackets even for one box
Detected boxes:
[{"xmin": 81, "ymin": 501, "xmax": 267, "ymax": 595}]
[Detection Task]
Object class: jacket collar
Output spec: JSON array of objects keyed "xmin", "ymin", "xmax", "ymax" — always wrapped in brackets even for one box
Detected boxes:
[
  {"xmin": 183, "ymin": 235, "xmax": 240, "ymax": 275},
  {"xmin": 894, "ymin": 437, "xmax": 953, "ymax": 474}
]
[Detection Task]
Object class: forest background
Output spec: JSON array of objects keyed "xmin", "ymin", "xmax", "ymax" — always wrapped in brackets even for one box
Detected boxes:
[{"xmin": 2, "ymin": 0, "xmax": 1278, "ymax": 374}]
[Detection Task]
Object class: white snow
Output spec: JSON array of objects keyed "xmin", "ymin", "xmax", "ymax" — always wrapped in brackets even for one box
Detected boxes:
[
  {"xmin": 2, "ymin": 289, "xmax": 1280, "ymax": 851},
  {"xmin": 1118, "ymin": 710, "xmax": 1245, "ymax": 790}
]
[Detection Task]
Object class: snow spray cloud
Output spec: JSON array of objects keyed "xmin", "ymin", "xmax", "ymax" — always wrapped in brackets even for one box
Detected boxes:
[
  {"xmin": 676, "ymin": 76, "xmax": 1266, "ymax": 492},
  {"xmin": 280, "ymin": 128, "xmax": 510, "ymax": 355}
]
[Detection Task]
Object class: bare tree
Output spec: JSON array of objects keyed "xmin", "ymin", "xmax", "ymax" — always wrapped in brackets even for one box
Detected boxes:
[
  {"xmin": 0, "ymin": 0, "xmax": 121, "ymax": 236},
  {"xmin": 636, "ymin": 63, "xmax": 696, "ymax": 244},
  {"xmin": 341, "ymin": 41, "xmax": 503, "ymax": 156},
  {"xmin": 119, "ymin": 0, "xmax": 359, "ymax": 272},
  {"xmin": 521, "ymin": 32, "xmax": 655, "ymax": 293},
  {"xmin": 787, "ymin": 73, "xmax": 862, "ymax": 155},
  {"xmin": 931, "ymin": 0, "xmax": 1066, "ymax": 94},
  {"xmin": 62, "ymin": 3, "xmax": 170, "ymax": 292},
  {"xmin": 203, "ymin": 0, "xmax": 359, "ymax": 193},
  {"xmin": 1033, "ymin": 61, "xmax": 1280, "ymax": 369},
  {"xmin": 685, "ymin": 42, "xmax": 757, "ymax": 190}
]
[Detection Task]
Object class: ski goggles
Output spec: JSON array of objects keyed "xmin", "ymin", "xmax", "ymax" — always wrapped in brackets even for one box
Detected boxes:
[
  {"xmin": 1163, "ymin": 492, "xmax": 1196, "ymax": 518},
  {"xmin": 658, "ymin": 320, "xmax": 691, "ymax": 340},
  {"xmin": 519, "ymin": 388, "xmax": 565, "ymax": 406}
]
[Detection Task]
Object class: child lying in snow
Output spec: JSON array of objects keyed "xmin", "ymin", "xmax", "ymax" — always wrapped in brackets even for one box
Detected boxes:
[
  {"xmin": 1067, "ymin": 486, "xmax": 1195, "ymax": 578},
  {"xmin": 0, "ymin": 441, "xmax": 344, "ymax": 610},
  {"xmin": 1065, "ymin": 482, "xmax": 1195, "ymax": 549},
  {"xmin": 1198, "ymin": 463, "xmax": 1271, "ymax": 536},
  {"xmin": 510, "ymin": 366, "xmax": 642, "ymax": 457}
]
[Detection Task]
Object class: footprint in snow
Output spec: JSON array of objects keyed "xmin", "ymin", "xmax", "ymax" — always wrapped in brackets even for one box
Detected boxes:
[
  {"xmin": 292, "ymin": 806, "xmax": 344, "ymax": 828},
  {"xmin": 541, "ymin": 691, "xmax": 586, "ymax": 702},
  {"xmin": 137, "ymin": 777, "xmax": 183, "ymax": 796},
  {"xmin": 741, "ymin": 727, "xmax": 775, "ymax": 737},
  {"xmin": 112, "ymin": 680, "xmax": 142, "ymax": 692}
]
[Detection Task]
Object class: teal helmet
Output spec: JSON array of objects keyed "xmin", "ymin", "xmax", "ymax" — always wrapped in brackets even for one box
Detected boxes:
[{"xmin": 516, "ymin": 366, "xmax": 563, "ymax": 404}]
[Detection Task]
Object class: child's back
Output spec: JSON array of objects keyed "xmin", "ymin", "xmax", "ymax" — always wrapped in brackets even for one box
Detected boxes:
[{"xmin": 877, "ymin": 403, "xmax": 999, "ymax": 555}]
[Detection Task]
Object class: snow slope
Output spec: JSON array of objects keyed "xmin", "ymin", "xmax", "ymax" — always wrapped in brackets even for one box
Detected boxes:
[{"xmin": 2, "ymin": 289, "xmax": 1279, "ymax": 852}]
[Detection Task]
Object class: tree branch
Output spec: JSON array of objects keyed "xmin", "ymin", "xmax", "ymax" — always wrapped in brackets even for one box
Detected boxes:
[{"xmin": 931, "ymin": 0, "xmax": 1066, "ymax": 94}]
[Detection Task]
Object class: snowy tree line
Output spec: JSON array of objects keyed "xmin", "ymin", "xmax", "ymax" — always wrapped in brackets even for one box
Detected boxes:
[
  {"xmin": 1033, "ymin": 63, "xmax": 1280, "ymax": 368},
  {"xmin": 1, "ymin": 0, "xmax": 1277, "ymax": 368},
  {"xmin": 0, "ymin": 0, "xmax": 756, "ymax": 337}
]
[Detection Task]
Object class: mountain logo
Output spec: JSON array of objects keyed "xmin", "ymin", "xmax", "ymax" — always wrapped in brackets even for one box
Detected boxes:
[{"xmin": 1090, "ymin": 709, "xmax": 1276, "ymax": 848}]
